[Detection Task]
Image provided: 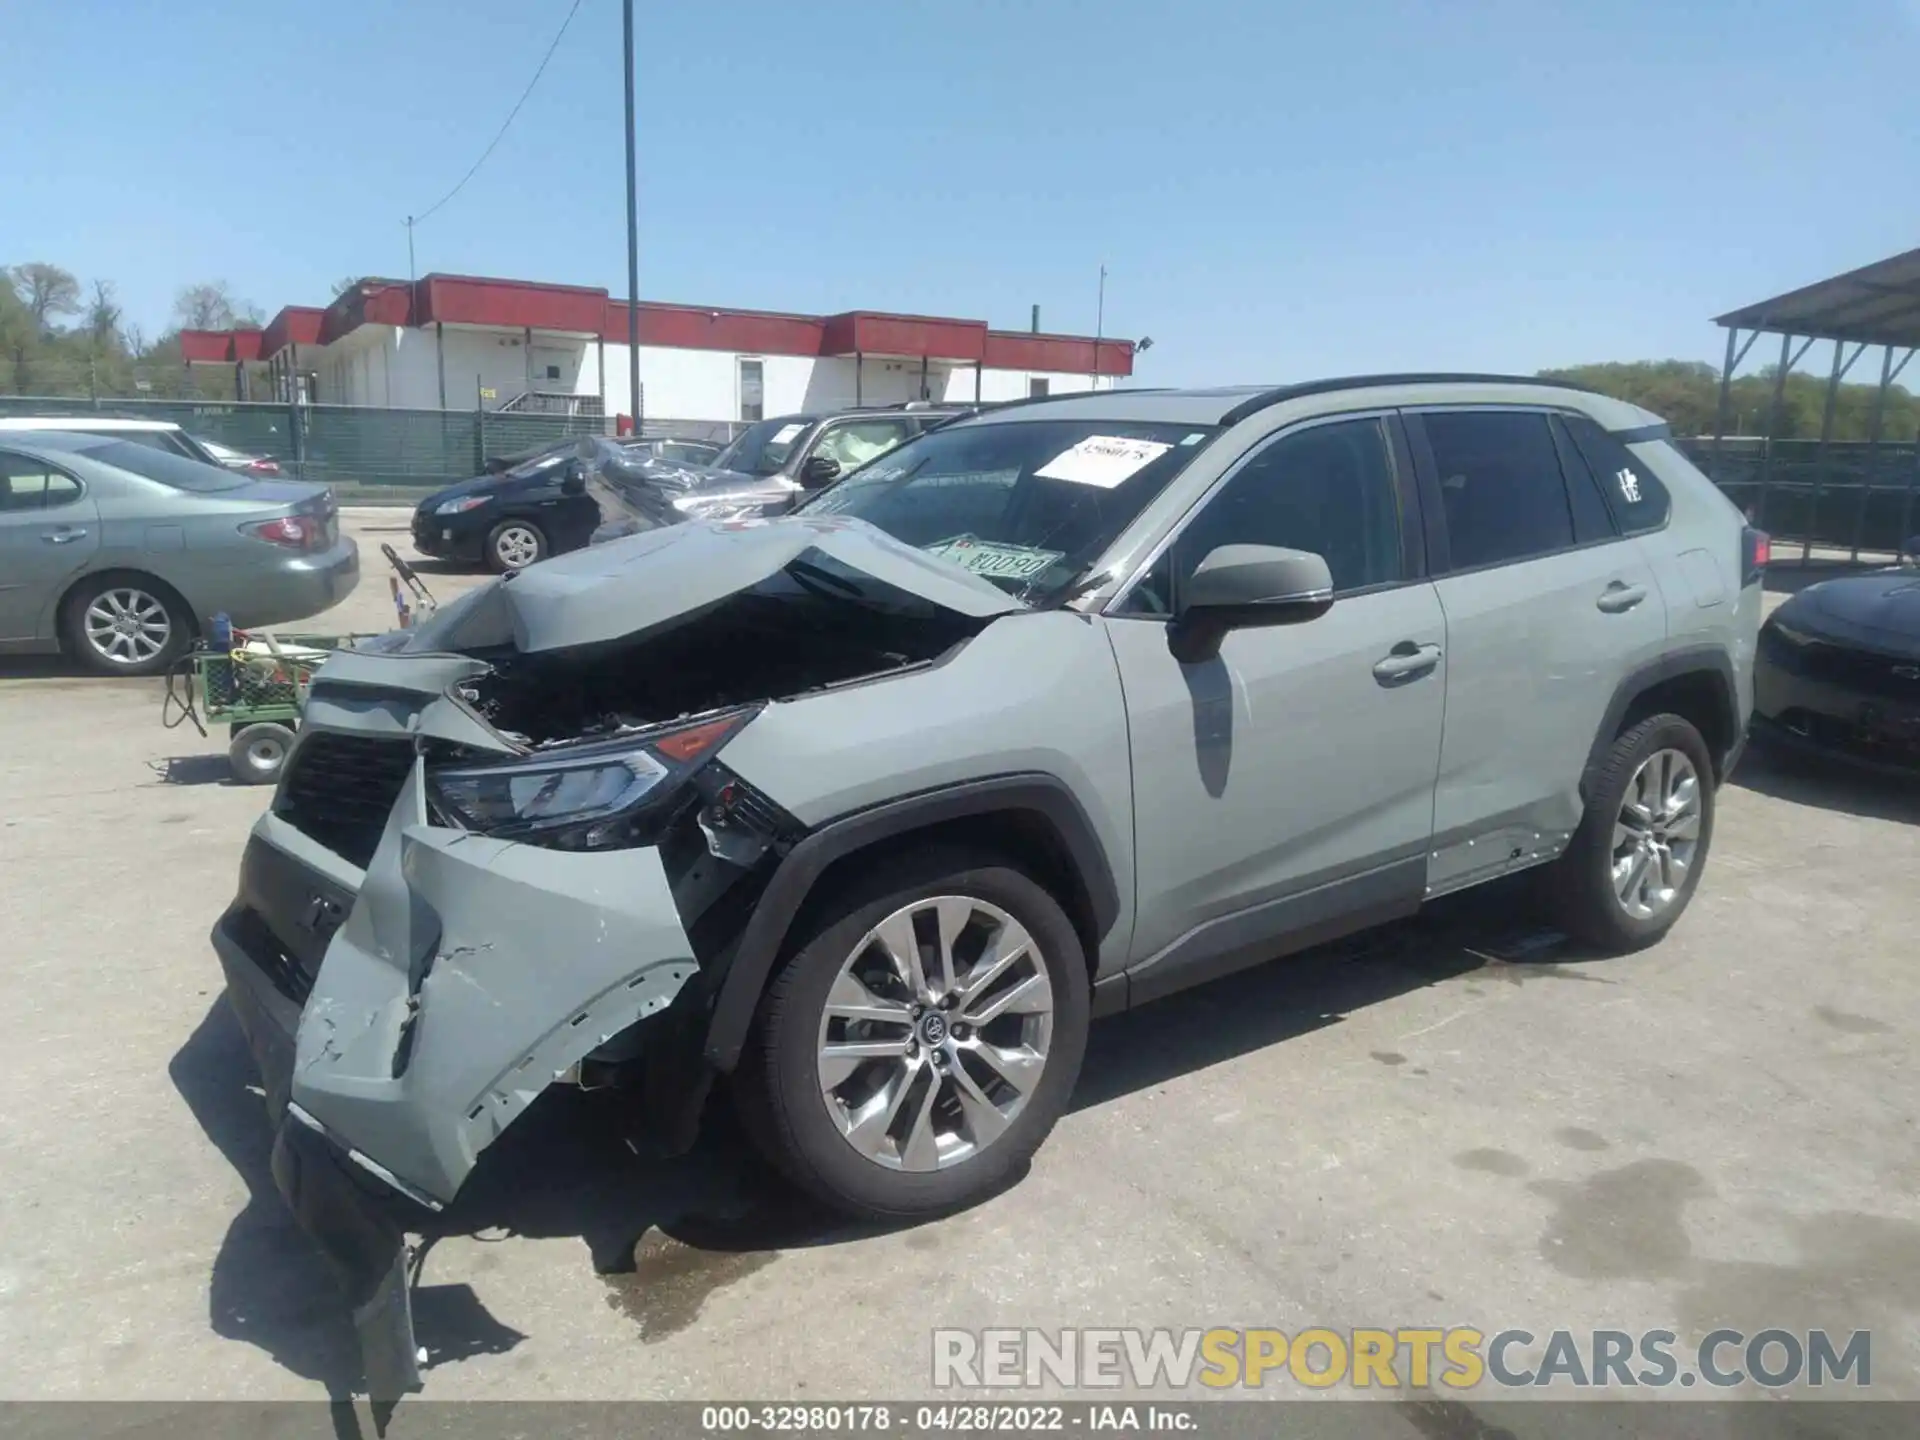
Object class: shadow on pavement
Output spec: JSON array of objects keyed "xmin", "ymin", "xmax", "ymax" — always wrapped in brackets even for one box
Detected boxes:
[
  {"xmin": 173, "ymin": 883, "xmax": 1570, "ymax": 1400},
  {"xmin": 1730, "ymin": 739, "xmax": 1920, "ymax": 823},
  {"xmin": 149, "ymin": 755, "xmax": 238, "ymax": 786}
]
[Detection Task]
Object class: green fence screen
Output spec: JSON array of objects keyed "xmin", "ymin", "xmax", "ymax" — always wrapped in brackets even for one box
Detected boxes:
[{"xmin": 0, "ymin": 396, "xmax": 721, "ymax": 500}]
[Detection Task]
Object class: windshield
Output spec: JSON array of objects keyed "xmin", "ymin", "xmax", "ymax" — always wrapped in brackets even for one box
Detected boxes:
[
  {"xmin": 88, "ymin": 438, "xmax": 248, "ymax": 492},
  {"xmin": 799, "ymin": 418, "xmax": 1219, "ymax": 603},
  {"xmin": 504, "ymin": 446, "xmax": 571, "ymax": 481},
  {"xmin": 713, "ymin": 417, "xmax": 815, "ymax": 477}
]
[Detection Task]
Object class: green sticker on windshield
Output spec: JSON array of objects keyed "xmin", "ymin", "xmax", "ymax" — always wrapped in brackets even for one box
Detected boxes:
[{"xmin": 924, "ymin": 534, "xmax": 1062, "ymax": 581}]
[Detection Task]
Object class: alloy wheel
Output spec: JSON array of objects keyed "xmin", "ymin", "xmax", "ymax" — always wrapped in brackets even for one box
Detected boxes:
[
  {"xmin": 815, "ymin": 895, "xmax": 1055, "ymax": 1172},
  {"xmin": 1611, "ymin": 747, "xmax": 1702, "ymax": 920},
  {"xmin": 494, "ymin": 525, "xmax": 541, "ymax": 569},
  {"xmin": 83, "ymin": 587, "xmax": 172, "ymax": 666}
]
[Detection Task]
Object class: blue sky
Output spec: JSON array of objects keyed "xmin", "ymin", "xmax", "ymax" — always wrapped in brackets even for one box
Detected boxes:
[{"xmin": 4, "ymin": 0, "xmax": 1917, "ymax": 384}]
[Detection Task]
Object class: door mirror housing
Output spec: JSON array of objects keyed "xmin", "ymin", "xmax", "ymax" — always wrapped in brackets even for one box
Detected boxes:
[
  {"xmin": 800, "ymin": 453, "xmax": 842, "ymax": 488},
  {"xmin": 560, "ymin": 460, "xmax": 587, "ymax": 496},
  {"xmin": 1167, "ymin": 544, "xmax": 1334, "ymax": 663}
]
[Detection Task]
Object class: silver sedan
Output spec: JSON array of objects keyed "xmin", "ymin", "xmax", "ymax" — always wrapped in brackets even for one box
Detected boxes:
[{"xmin": 0, "ymin": 430, "xmax": 359, "ymax": 676}]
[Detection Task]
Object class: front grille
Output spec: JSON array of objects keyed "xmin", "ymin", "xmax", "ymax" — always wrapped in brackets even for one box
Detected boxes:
[
  {"xmin": 278, "ymin": 732, "xmax": 416, "ymax": 867},
  {"xmin": 1768, "ymin": 630, "xmax": 1920, "ymax": 700},
  {"xmin": 1779, "ymin": 708, "xmax": 1920, "ymax": 767},
  {"xmin": 228, "ymin": 904, "xmax": 316, "ymax": 1004}
]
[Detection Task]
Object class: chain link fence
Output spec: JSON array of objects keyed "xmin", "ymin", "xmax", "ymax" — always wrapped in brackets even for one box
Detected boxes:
[
  {"xmin": 1676, "ymin": 436, "xmax": 1920, "ymax": 560},
  {"xmin": 0, "ymin": 395, "xmax": 744, "ymax": 501},
  {"xmin": 4, "ymin": 391, "xmax": 1915, "ymax": 548}
]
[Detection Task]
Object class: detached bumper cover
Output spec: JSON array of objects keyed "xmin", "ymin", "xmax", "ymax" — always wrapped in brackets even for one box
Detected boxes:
[{"xmin": 213, "ymin": 758, "xmax": 703, "ymax": 1394}]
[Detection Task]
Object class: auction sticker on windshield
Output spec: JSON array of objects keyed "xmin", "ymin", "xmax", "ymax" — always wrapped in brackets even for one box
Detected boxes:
[
  {"xmin": 925, "ymin": 535, "xmax": 1062, "ymax": 581},
  {"xmin": 1035, "ymin": 435, "xmax": 1173, "ymax": 488},
  {"xmin": 772, "ymin": 423, "xmax": 806, "ymax": 444}
]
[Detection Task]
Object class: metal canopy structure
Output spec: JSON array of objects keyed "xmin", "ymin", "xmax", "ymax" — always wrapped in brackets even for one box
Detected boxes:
[{"xmin": 1710, "ymin": 246, "xmax": 1920, "ymax": 561}]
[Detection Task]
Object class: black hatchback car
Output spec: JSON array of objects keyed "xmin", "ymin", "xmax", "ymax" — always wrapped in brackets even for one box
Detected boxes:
[
  {"xmin": 1751, "ymin": 537, "xmax": 1920, "ymax": 774},
  {"xmin": 412, "ymin": 442, "xmax": 602, "ymax": 572}
]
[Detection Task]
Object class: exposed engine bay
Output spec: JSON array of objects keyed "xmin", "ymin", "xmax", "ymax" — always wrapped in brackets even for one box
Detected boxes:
[{"xmin": 462, "ymin": 567, "xmax": 993, "ymax": 747}]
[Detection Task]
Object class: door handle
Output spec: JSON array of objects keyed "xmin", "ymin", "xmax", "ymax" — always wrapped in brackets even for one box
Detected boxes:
[
  {"xmin": 1596, "ymin": 582, "xmax": 1647, "ymax": 613},
  {"xmin": 1373, "ymin": 641, "xmax": 1442, "ymax": 683},
  {"xmin": 41, "ymin": 527, "xmax": 88, "ymax": 545}
]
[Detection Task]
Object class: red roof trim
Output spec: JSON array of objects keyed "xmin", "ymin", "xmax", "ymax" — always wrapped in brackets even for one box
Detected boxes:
[
  {"xmin": 195, "ymin": 273, "xmax": 1129, "ymax": 374},
  {"xmin": 984, "ymin": 331, "xmax": 1135, "ymax": 377}
]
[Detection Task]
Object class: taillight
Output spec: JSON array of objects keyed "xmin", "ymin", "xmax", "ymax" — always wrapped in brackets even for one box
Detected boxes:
[
  {"xmin": 1741, "ymin": 526, "xmax": 1769, "ymax": 586},
  {"xmin": 243, "ymin": 515, "xmax": 322, "ymax": 551},
  {"xmin": 246, "ymin": 458, "xmax": 282, "ymax": 476}
]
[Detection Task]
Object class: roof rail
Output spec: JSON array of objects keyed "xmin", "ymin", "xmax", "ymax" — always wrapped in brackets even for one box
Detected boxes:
[
  {"xmin": 959, "ymin": 385, "xmax": 1179, "ymax": 419},
  {"xmin": 1217, "ymin": 373, "xmax": 1592, "ymax": 428}
]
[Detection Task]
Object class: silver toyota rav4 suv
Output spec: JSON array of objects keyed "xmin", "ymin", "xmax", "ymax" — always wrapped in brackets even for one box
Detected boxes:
[{"xmin": 212, "ymin": 375, "xmax": 1764, "ymax": 1391}]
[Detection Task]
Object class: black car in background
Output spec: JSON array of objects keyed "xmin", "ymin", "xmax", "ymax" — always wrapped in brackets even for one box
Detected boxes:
[
  {"xmin": 1751, "ymin": 537, "xmax": 1920, "ymax": 775},
  {"xmin": 412, "ymin": 442, "xmax": 602, "ymax": 572},
  {"xmin": 415, "ymin": 409, "xmax": 967, "ymax": 571}
]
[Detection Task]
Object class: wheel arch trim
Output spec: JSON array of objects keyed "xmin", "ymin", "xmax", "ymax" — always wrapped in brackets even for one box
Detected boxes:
[
  {"xmin": 702, "ymin": 772, "xmax": 1120, "ymax": 1072},
  {"xmin": 1583, "ymin": 645, "xmax": 1740, "ymax": 792}
]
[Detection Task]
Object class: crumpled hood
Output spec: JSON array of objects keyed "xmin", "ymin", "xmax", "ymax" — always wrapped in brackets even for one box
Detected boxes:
[
  {"xmin": 1781, "ymin": 569, "xmax": 1920, "ymax": 657},
  {"xmin": 388, "ymin": 512, "xmax": 1026, "ymax": 656}
]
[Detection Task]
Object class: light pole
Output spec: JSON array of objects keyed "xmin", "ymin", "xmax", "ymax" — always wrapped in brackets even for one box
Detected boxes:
[
  {"xmin": 1092, "ymin": 264, "xmax": 1106, "ymax": 389},
  {"xmin": 622, "ymin": 0, "xmax": 641, "ymax": 432}
]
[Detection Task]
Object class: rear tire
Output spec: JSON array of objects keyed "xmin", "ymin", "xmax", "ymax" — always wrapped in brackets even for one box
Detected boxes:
[
  {"xmin": 63, "ymin": 573, "xmax": 192, "ymax": 678},
  {"xmin": 1548, "ymin": 713, "xmax": 1716, "ymax": 951},
  {"xmin": 485, "ymin": 519, "xmax": 547, "ymax": 573},
  {"xmin": 736, "ymin": 846, "xmax": 1090, "ymax": 1220}
]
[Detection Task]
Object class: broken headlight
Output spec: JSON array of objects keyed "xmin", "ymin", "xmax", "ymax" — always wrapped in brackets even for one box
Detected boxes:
[{"xmin": 428, "ymin": 709, "xmax": 755, "ymax": 850}]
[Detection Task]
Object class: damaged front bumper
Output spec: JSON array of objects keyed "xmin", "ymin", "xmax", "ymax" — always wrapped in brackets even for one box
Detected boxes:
[{"xmin": 212, "ymin": 761, "xmax": 704, "ymax": 1395}]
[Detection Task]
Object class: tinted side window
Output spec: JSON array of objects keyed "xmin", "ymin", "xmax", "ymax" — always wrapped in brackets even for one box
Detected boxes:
[
  {"xmin": 1563, "ymin": 415, "xmax": 1671, "ymax": 534},
  {"xmin": 1422, "ymin": 411, "xmax": 1573, "ymax": 570},
  {"xmin": 1549, "ymin": 418, "xmax": 1619, "ymax": 545},
  {"xmin": 1125, "ymin": 418, "xmax": 1403, "ymax": 616},
  {"xmin": 0, "ymin": 452, "xmax": 84, "ymax": 512}
]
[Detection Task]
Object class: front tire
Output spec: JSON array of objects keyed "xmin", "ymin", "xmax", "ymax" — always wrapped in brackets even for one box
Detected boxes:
[
  {"xmin": 63, "ymin": 574, "xmax": 191, "ymax": 677},
  {"xmin": 738, "ymin": 847, "xmax": 1090, "ymax": 1220},
  {"xmin": 1548, "ymin": 713, "xmax": 1716, "ymax": 951},
  {"xmin": 485, "ymin": 519, "xmax": 547, "ymax": 573}
]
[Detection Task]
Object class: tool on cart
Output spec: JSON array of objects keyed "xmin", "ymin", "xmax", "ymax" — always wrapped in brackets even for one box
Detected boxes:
[
  {"xmin": 383, "ymin": 542, "xmax": 438, "ymax": 628},
  {"xmin": 160, "ymin": 548, "xmax": 439, "ymax": 785}
]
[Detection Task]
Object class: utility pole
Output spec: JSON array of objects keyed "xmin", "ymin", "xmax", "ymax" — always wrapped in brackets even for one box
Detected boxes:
[
  {"xmin": 1092, "ymin": 264, "xmax": 1106, "ymax": 389},
  {"xmin": 406, "ymin": 217, "xmax": 416, "ymax": 283},
  {"xmin": 622, "ymin": 0, "xmax": 642, "ymax": 433}
]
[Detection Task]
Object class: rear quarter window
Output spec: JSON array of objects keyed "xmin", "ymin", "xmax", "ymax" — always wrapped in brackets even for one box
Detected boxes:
[
  {"xmin": 85, "ymin": 439, "xmax": 247, "ymax": 493},
  {"xmin": 1563, "ymin": 415, "xmax": 1670, "ymax": 534}
]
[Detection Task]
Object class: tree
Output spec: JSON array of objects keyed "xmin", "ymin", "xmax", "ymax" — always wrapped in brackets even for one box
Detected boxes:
[
  {"xmin": 172, "ymin": 280, "xmax": 263, "ymax": 331},
  {"xmin": 7, "ymin": 262, "xmax": 82, "ymax": 333},
  {"xmin": 0, "ymin": 280, "xmax": 35, "ymax": 391},
  {"xmin": 85, "ymin": 280, "xmax": 122, "ymax": 350}
]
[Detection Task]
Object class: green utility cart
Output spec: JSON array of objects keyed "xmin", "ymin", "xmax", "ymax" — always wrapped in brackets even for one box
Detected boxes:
[{"xmin": 163, "ymin": 634, "xmax": 373, "ymax": 784}]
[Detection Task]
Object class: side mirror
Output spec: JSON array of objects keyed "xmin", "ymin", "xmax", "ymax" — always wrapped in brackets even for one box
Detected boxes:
[
  {"xmin": 1900, "ymin": 535, "xmax": 1920, "ymax": 568},
  {"xmin": 800, "ymin": 454, "xmax": 842, "ymax": 488},
  {"xmin": 560, "ymin": 460, "xmax": 587, "ymax": 496},
  {"xmin": 1167, "ymin": 544, "xmax": 1334, "ymax": 663}
]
